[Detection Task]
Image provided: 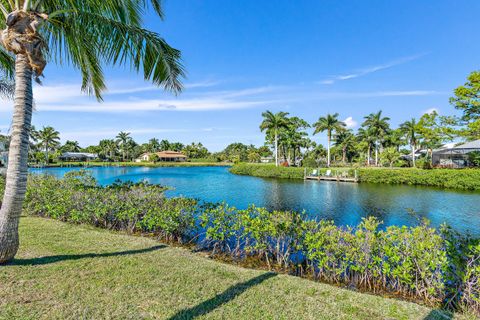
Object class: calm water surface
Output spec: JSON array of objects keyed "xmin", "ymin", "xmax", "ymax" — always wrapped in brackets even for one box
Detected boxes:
[{"xmin": 30, "ymin": 166, "xmax": 480, "ymax": 235}]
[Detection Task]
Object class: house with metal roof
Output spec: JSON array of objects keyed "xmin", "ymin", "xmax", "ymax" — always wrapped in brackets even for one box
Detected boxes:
[
  {"xmin": 432, "ymin": 140, "xmax": 480, "ymax": 168},
  {"xmin": 58, "ymin": 152, "xmax": 98, "ymax": 162}
]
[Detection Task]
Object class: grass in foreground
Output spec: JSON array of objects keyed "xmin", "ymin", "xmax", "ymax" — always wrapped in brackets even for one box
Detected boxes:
[{"xmin": 0, "ymin": 217, "xmax": 473, "ymax": 319}]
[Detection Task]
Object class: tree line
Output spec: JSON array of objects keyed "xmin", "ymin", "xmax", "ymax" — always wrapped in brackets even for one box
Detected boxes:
[{"xmin": 260, "ymin": 71, "xmax": 480, "ymax": 168}]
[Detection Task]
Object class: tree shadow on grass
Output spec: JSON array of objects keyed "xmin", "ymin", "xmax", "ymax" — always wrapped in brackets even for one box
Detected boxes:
[
  {"xmin": 168, "ymin": 272, "xmax": 277, "ymax": 320},
  {"xmin": 7, "ymin": 245, "xmax": 167, "ymax": 266},
  {"xmin": 423, "ymin": 309, "xmax": 454, "ymax": 320}
]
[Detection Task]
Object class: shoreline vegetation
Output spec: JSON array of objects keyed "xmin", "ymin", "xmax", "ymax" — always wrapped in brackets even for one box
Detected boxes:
[
  {"xmin": 28, "ymin": 161, "xmax": 232, "ymax": 168},
  {"xmin": 3, "ymin": 216, "xmax": 466, "ymax": 319},
  {"xmin": 230, "ymin": 163, "xmax": 480, "ymax": 191},
  {"xmin": 2, "ymin": 172, "xmax": 478, "ymax": 317}
]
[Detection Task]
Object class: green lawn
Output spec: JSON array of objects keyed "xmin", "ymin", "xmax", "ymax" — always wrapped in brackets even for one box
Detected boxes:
[{"xmin": 0, "ymin": 217, "xmax": 472, "ymax": 320}]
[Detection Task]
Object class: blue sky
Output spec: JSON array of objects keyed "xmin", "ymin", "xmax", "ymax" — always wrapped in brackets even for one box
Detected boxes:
[{"xmin": 1, "ymin": 0, "xmax": 479, "ymax": 151}]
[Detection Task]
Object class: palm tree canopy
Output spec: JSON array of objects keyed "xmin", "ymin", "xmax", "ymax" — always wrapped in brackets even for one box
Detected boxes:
[
  {"xmin": 259, "ymin": 110, "xmax": 290, "ymax": 134},
  {"xmin": 399, "ymin": 118, "xmax": 419, "ymax": 145},
  {"xmin": 361, "ymin": 111, "xmax": 391, "ymax": 140},
  {"xmin": 0, "ymin": 0, "xmax": 184, "ymax": 99},
  {"xmin": 37, "ymin": 126, "xmax": 60, "ymax": 149},
  {"xmin": 312, "ymin": 113, "xmax": 346, "ymax": 136}
]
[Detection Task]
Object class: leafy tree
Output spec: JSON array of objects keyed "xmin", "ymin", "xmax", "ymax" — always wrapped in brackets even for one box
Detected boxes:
[
  {"xmin": 183, "ymin": 142, "xmax": 209, "ymax": 159},
  {"xmin": 468, "ymin": 151, "xmax": 480, "ymax": 167},
  {"xmin": 36, "ymin": 126, "xmax": 60, "ymax": 163},
  {"xmin": 0, "ymin": 0, "xmax": 184, "ymax": 263},
  {"xmin": 313, "ymin": 113, "xmax": 345, "ymax": 167},
  {"xmin": 247, "ymin": 150, "xmax": 261, "ymax": 163},
  {"xmin": 170, "ymin": 142, "xmax": 185, "ymax": 152},
  {"xmin": 450, "ymin": 71, "xmax": 480, "ymax": 121},
  {"xmin": 259, "ymin": 110, "xmax": 290, "ymax": 167},
  {"xmin": 362, "ymin": 111, "xmax": 390, "ymax": 166},
  {"xmin": 399, "ymin": 118, "xmax": 420, "ymax": 167},
  {"xmin": 223, "ymin": 142, "xmax": 250, "ymax": 162}
]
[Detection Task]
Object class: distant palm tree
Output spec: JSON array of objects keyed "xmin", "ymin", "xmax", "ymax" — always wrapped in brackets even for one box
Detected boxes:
[
  {"xmin": 159, "ymin": 139, "xmax": 171, "ymax": 151},
  {"xmin": 99, "ymin": 139, "xmax": 117, "ymax": 160},
  {"xmin": 334, "ymin": 128, "xmax": 355, "ymax": 164},
  {"xmin": 116, "ymin": 132, "xmax": 132, "ymax": 162},
  {"xmin": 61, "ymin": 140, "xmax": 81, "ymax": 153},
  {"xmin": 37, "ymin": 126, "xmax": 60, "ymax": 163},
  {"xmin": 400, "ymin": 118, "xmax": 419, "ymax": 167},
  {"xmin": 259, "ymin": 111, "xmax": 290, "ymax": 166},
  {"xmin": 362, "ymin": 111, "xmax": 390, "ymax": 166},
  {"xmin": 147, "ymin": 138, "xmax": 161, "ymax": 153},
  {"xmin": 357, "ymin": 127, "xmax": 375, "ymax": 166},
  {"xmin": 313, "ymin": 113, "xmax": 345, "ymax": 167}
]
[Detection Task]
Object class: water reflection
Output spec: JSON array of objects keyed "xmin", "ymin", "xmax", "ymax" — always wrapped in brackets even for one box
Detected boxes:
[{"xmin": 29, "ymin": 166, "xmax": 480, "ymax": 235}]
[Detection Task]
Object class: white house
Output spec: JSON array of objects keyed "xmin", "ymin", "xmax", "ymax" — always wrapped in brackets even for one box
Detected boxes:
[{"xmin": 136, "ymin": 151, "xmax": 187, "ymax": 163}]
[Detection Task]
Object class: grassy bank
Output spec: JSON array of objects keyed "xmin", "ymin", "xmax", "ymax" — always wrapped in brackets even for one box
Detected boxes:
[
  {"xmin": 230, "ymin": 163, "xmax": 480, "ymax": 190},
  {"xmin": 1, "ymin": 216, "xmax": 470, "ymax": 319},
  {"xmin": 31, "ymin": 161, "xmax": 231, "ymax": 168}
]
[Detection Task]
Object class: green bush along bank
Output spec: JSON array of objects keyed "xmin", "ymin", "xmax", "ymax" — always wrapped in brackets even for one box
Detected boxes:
[{"xmin": 230, "ymin": 163, "xmax": 480, "ymax": 190}]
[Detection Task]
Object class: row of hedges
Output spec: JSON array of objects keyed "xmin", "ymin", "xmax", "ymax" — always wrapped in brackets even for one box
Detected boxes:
[
  {"xmin": 230, "ymin": 164, "xmax": 480, "ymax": 190},
  {"xmin": 0, "ymin": 172, "xmax": 479, "ymax": 314}
]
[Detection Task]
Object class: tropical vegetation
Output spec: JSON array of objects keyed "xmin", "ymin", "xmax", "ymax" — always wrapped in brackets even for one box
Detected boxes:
[
  {"xmin": 1, "ymin": 172, "xmax": 478, "ymax": 316},
  {"xmin": 230, "ymin": 163, "xmax": 480, "ymax": 190},
  {"xmin": 4, "ymin": 217, "xmax": 458, "ymax": 319}
]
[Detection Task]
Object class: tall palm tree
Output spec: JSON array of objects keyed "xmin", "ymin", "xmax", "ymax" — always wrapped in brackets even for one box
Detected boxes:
[
  {"xmin": 400, "ymin": 118, "xmax": 419, "ymax": 167},
  {"xmin": 362, "ymin": 111, "xmax": 390, "ymax": 166},
  {"xmin": 259, "ymin": 110, "xmax": 290, "ymax": 166},
  {"xmin": 116, "ymin": 131, "xmax": 132, "ymax": 161},
  {"xmin": 36, "ymin": 126, "xmax": 60, "ymax": 163},
  {"xmin": 0, "ymin": 1, "xmax": 184, "ymax": 263},
  {"xmin": 313, "ymin": 113, "xmax": 345, "ymax": 167}
]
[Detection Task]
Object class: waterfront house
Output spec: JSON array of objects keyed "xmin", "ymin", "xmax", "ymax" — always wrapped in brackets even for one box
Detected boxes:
[
  {"xmin": 59, "ymin": 152, "xmax": 99, "ymax": 162},
  {"xmin": 432, "ymin": 140, "xmax": 480, "ymax": 168},
  {"xmin": 136, "ymin": 151, "xmax": 187, "ymax": 162}
]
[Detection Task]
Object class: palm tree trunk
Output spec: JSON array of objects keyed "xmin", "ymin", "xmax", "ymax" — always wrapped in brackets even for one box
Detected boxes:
[
  {"xmin": 0, "ymin": 54, "xmax": 33, "ymax": 264},
  {"xmin": 342, "ymin": 146, "xmax": 346, "ymax": 163},
  {"xmin": 411, "ymin": 143, "xmax": 416, "ymax": 167},
  {"xmin": 367, "ymin": 145, "xmax": 371, "ymax": 166},
  {"xmin": 327, "ymin": 132, "xmax": 331, "ymax": 167},
  {"xmin": 375, "ymin": 141, "xmax": 379, "ymax": 167},
  {"xmin": 274, "ymin": 131, "xmax": 278, "ymax": 167}
]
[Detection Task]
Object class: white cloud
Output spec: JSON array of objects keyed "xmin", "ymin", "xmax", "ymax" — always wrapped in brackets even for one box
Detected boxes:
[
  {"xmin": 423, "ymin": 107, "xmax": 439, "ymax": 115},
  {"xmin": 60, "ymin": 128, "xmax": 192, "ymax": 141},
  {"xmin": 318, "ymin": 53, "xmax": 427, "ymax": 85},
  {"xmin": 343, "ymin": 117, "xmax": 357, "ymax": 128}
]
